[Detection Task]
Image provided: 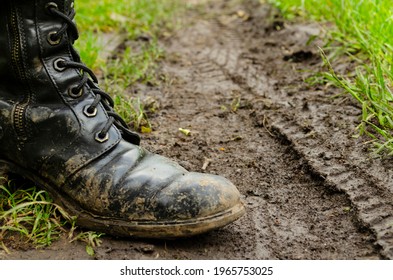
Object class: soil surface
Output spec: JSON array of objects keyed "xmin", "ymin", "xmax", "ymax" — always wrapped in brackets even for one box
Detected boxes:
[{"xmin": 2, "ymin": 0, "xmax": 393, "ymax": 260}]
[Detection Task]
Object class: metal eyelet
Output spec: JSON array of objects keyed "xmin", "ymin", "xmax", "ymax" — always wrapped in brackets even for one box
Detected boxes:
[
  {"xmin": 95, "ymin": 132, "xmax": 109, "ymax": 143},
  {"xmin": 83, "ymin": 105, "xmax": 97, "ymax": 117},
  {"xmin": 68, "ymin": 86, "xmax": 83, "ymax": 98},
  {"xmin": 47, "ymin": 31, "xmax": 62, "ymax": 46},
  {"xmin": 53, "ymin": 58, "xmax": 66, "ymax": 72},
  {"xmin": 45, "ymin": 2, "xmax": 58, "ymax": 13}
]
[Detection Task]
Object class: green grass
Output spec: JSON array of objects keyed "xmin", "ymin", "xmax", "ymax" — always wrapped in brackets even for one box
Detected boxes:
[
  {"xmin": 76, "ymin": 0, "xmax": 182, "ymax": 132},
  {"xmin": 0, "ymin": 182, "xmax": 70, "ymax": 249},
  {"xmin": 114, "ymin": 95, "xmax": 155, "ymax": 133},
  {"xmin": 75, "ymin": 0, "xmax": 181, "ymax": 71},
  {"xmin": 0, "ymin": 179, "xmax": 102, "ymax": 254},
  {"xmin": 102, "ymin": 42, "xmax": 164, "ymax": 91},
  {"xmin": 0, "ymin": 0, "xmax": 181, "ymax": 253},
  {"xmin": 268, "ymin": 0, "xmax": 393, "ymax": 155}
]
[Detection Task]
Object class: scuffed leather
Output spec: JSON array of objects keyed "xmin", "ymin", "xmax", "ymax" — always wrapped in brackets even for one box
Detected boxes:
[{"xmin": 0, "ymin": 0, "xmax": 243, "ymax": 228}]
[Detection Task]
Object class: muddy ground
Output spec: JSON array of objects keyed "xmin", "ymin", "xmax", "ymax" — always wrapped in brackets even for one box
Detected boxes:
[{"xmin": 2, "ymin": 0, "xmax": 393, "ymax": 260}]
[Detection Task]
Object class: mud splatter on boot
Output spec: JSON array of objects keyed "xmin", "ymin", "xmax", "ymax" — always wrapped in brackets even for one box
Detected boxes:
[{"xmin": 0, "ymin": 0, "xmax": 244, "ymax": 238}]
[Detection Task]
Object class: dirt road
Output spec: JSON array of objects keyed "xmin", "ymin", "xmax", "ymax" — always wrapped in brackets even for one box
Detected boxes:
[{"xmin": 2, "ymin": 0, "xmax": 393, "ymax": 260}]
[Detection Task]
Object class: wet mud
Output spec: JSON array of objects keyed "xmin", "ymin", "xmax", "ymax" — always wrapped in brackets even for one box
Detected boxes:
[{"xmin": 2, "ymin": 0, "xmax": 392, "ymax": 259}]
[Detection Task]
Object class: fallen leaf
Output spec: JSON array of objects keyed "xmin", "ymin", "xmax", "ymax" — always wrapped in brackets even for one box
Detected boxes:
[
  {"xmin": 179, "ymin": 128, "xmax": 191, "ymax": 136},
  {"xmin": 86, "ymin": 245, "xmax": 95, "ymax": 257},
  {"xmin": 141, "ymin": 126, "xmax": 152, "ymax": 133}
]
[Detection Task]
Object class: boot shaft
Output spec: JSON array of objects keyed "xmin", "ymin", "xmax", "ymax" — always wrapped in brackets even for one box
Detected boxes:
[
  {"xmin": 0, "ymin": 0, "xmax": 123, "ymax": 184},
  {"xmin": 0, "ymin": 0, "xmax": 77, "ymax": 98},
  {"xmin": 0, "ymin": 1, "xmax": 67, "ymax": 73}
]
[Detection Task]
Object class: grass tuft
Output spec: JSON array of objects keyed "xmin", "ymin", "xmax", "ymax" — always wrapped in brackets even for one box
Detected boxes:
[
  {"xmin": 75, "ymin": 0, "xmax": 181, "ymax": 71},
  {"xmin": 0, "ymin": 181, "xmax": 72, "ymax": 249},
  {"xmin": 0, "ymin": 178, "xmax": 104, "ymax": 254},
  {"xmin": 76, "ymin": 0, "xmax": 181, "ymax": 132},
  {"xmin": 102, "ymin": 42, "xmax": 164, "ymax": 93},
  {"xmin": 268, "ymin": 0, "xmax": 393, "ymax": 154},
  {"xmin": 114, "ymin": 95, "xmax": 157, "ymax": 133}
]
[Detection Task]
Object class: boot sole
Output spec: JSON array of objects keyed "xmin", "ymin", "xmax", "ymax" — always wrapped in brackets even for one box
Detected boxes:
[{"xmin": 0, "ymin": 159, "xmax": 245, "ymax": 239}]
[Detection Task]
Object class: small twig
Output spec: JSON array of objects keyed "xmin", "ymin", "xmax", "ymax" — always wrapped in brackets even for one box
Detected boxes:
[{"xmin": 263, "ymin": 115, "xmax": 275, "ymax": 137}]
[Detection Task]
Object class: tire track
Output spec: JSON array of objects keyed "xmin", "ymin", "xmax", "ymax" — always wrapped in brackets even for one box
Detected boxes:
[
  {"xmin": 271, "ymin": 120, "xmax": 393, "ymax": 259},
  {"xmin": 180, "ymin": 7, "xmax": 392, "ymax": 258},
  {"xmin": 163, "ymin": 10, "xmax": 381, "ymax": 258}
]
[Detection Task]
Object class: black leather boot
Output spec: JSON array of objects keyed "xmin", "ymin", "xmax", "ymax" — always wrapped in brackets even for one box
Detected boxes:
[{"xmin": 0, "ymin": 0, "xmax": 245, "ymax": 238}]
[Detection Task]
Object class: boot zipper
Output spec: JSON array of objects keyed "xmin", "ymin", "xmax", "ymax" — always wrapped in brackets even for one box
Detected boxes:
[
  {"xmin": 9, "ymin": 4, "xmax": 30, "ymax": 142},
  {"xmin": 14, "ymin": 104, "xmax": 28, "ymax": 141}
]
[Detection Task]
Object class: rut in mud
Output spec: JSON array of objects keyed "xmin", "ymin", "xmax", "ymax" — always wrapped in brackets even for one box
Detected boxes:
[{"xmin": 2, "ymin": 0, "xmax": 392, "ymax": 260}]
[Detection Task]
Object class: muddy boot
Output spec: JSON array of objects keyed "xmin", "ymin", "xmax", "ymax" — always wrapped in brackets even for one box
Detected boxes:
[{"xmin": 0, "ymin": 0, "xmax": 245, "ymax": 238}]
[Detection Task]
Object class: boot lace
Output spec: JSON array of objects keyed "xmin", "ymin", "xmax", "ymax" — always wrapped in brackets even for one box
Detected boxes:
[{"xmin": 46, "ymin": 2, "xmax": 140, "ymax": 145}]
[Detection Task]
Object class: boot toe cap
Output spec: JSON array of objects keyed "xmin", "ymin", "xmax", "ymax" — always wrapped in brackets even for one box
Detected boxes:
[
  {"xmin": 152, "ymin": 172, "xmax": 243, "ymax": 221},
  {"xmin": 62, "ymin": 145, "xmax": 244, "ymax": 237}
]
